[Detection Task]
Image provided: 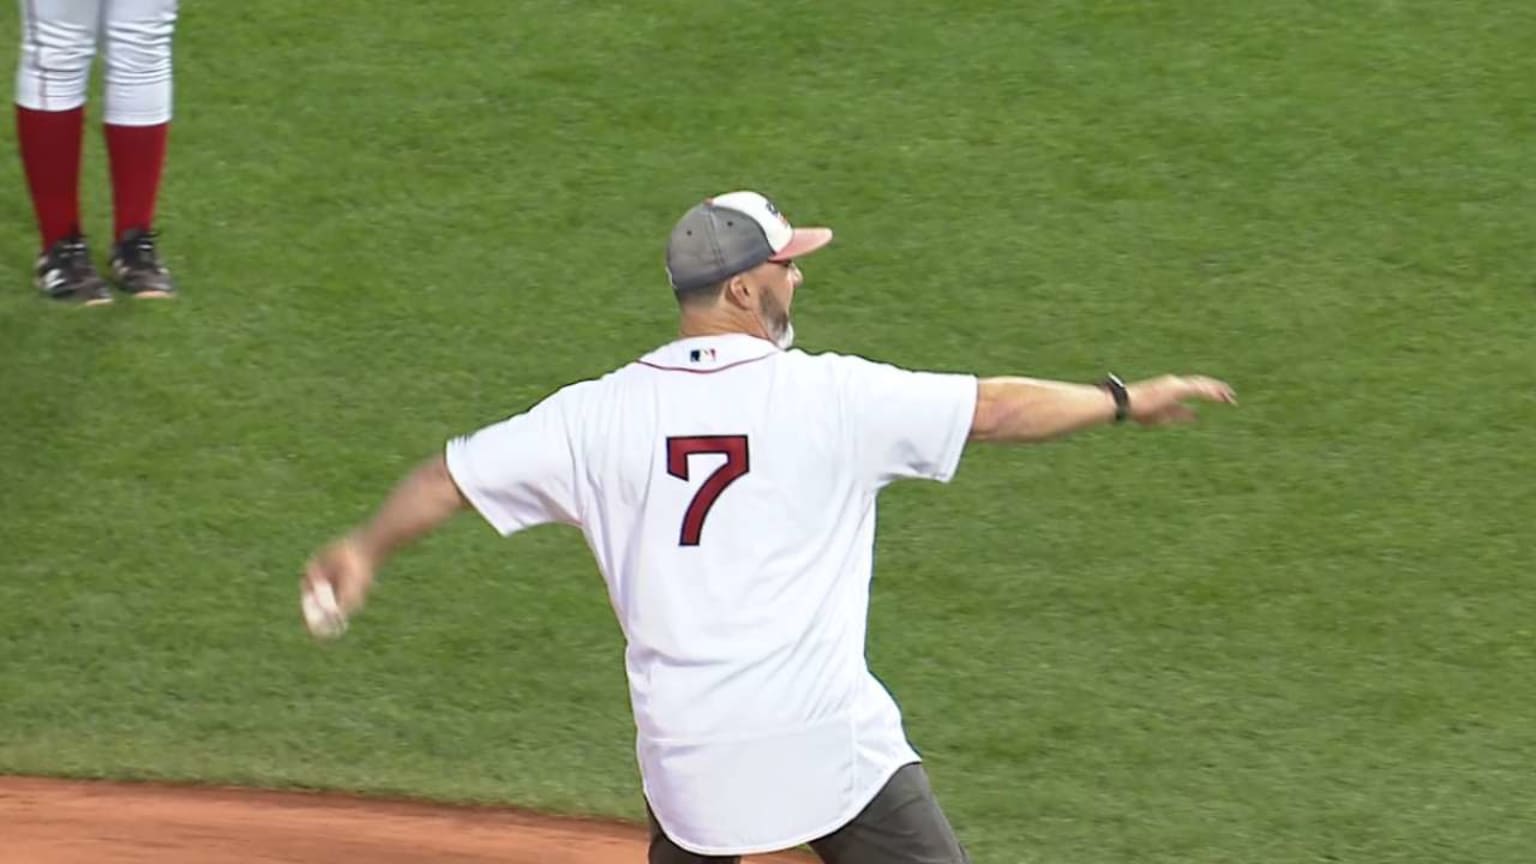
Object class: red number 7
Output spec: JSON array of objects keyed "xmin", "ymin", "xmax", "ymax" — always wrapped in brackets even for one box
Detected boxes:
[{"xmin": 666, "ymin": 435, "xmax": 750, "ymax": 547}]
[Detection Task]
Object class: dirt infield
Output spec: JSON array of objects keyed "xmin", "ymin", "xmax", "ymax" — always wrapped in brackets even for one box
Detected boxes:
[{"xmin": 0, "ymin": 777, "xmax": 811, "ymax": 863}]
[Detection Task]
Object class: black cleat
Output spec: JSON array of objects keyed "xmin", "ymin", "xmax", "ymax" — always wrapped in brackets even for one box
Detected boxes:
[
  {"xmin": 110, "ymin": 228, "xmax": 176, "ymax": 299},
  {"xmin": 35, "ymin": 236, "xmax": 113, "ymax": 306}
]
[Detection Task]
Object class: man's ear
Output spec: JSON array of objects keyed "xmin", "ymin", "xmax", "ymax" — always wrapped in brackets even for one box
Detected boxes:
[{"xmin": 724, "ymin": 274, "xmax": 753, "ymax": 309}]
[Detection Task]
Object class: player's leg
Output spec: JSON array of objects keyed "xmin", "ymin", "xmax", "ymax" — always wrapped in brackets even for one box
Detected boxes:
[
  {"xmin": 646, "ymin": 804, "xmax": 742, "ymax": 864},
  {"xmin": 15, "ymin": 0, "xmax": 110, "ymax": 304},
  {"xmin": 807, "ymin": 763, "xmax": 971, "ymax": 864},
  {"xmin": 100, "ymin": 0, "xmax": 177, "ymax": 298}
]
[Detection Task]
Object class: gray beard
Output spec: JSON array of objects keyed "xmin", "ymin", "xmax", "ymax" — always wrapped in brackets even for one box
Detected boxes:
[
  {"xmin": 773, "ymin": 320, "xmax": 796, "ymax": 350},
  {"xmin": 760, "ymin": 293, "xmax": 795, "ymax": 350}
]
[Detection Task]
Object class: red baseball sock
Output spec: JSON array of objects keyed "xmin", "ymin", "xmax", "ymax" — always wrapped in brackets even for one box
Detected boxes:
[
  {"xmin": 16, "ymin": 105, "xmax": 86, "ymax": 251},
  {"xmin": 105, "ymin": 122, "xmax": 169, "ymax": 242}
]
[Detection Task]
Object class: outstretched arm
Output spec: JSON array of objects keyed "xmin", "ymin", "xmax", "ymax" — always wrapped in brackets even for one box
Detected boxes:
[
  {"xmin": 349, "ymin": 454, "xmax": 467, "ymax": 566},
  {"xmin": 302, "ymin": 454, "xmax": 467, "ymax": 620},
  {"xmin": 301, "ymin": 388, "xmax": 584, "ymax": 635},
  {"xmin": 969, "ymin": 374, "xmax": 1236, "ymax": 443}
]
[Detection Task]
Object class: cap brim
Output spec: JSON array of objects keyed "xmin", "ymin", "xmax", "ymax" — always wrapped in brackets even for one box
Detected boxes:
[{"xmin": 769, "ymin": 227, "xmax": 833, "ymax": 262}]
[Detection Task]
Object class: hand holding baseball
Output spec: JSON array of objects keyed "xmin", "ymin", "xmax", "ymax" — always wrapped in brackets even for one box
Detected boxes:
[
  {"xmin": 1126, "ymin": 375, "xmax": 1237, "ymax": 426},
  {"xmin": 300, "ymin": 536, "xmax": 376, "ymax": 639}
]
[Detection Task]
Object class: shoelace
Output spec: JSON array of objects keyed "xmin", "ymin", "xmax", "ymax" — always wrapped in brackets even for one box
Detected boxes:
[
  {"xmin": 56, "ymin": 241, "xmax": 96, "ymax": 278},
  {"xmin": 120, "ymin": 233, "xmax": 161, "ymax": 269}
]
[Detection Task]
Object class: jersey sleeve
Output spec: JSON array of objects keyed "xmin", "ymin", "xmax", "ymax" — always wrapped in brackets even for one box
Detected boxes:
[
  {"xmin": 837, "ymin": 355, "xmax": 978, "ymax": 488},
  {"xmin": 444, "ymin": 387, "xmax": 583, "ymax": 536}
]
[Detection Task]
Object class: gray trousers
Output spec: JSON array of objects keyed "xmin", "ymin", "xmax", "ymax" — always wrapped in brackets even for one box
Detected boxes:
[{"xmin": 647, "ymin": 762, "xmax": 971, "ymax": 864}]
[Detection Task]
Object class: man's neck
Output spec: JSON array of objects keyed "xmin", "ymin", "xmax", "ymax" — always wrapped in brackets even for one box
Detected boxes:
[{"xmin": 677, "ymin": 312, "xmax": 761, "ymax": 340}]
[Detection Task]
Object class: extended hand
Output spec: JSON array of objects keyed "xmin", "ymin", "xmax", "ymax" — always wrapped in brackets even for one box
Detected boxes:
[
  {"xmin": 1126, "ymin": 375, "xmax": 1237, "ymax": 426},
  {"xmin": 301, "ymin": 535, "xmax": 376, "ymax": 621}
]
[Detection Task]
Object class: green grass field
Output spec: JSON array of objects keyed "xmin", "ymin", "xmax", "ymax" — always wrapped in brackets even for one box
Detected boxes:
[{"xmin": 3, "ymin": 1, "xmax": 1534, "ymax": 861}]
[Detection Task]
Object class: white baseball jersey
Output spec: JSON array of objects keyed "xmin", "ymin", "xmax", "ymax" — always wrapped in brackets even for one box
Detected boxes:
[{"xmin": 445, "ymin": 333, "xmax": 977, "ymax": 856}]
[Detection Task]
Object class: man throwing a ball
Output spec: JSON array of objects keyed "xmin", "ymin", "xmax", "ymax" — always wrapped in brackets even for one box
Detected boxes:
[{"xmin": 303, "ymin": 190, "xmax": 1237, "ymax": 863}]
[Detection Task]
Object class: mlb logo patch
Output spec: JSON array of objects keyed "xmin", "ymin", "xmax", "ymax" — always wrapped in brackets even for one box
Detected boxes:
[{"xmin": 689, "ymin": 348, "xmax": 717, "ymax": 363}]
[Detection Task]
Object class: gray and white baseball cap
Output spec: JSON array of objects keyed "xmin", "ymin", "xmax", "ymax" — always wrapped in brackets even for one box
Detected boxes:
[{"xmin": 666, "ymin": 191, "xmax": 834, "ymax": 292}]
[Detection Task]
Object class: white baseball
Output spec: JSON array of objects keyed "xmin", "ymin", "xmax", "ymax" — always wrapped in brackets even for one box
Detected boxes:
[{"xmin": 302, "ymin": 580, "xmax": 347, "ymax": 639}]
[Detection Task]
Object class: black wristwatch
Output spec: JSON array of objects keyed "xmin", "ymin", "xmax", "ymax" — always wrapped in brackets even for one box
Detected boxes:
[{"xmin": 1101, "ymin": 373, "xmax": 1130, "ymax": 424}]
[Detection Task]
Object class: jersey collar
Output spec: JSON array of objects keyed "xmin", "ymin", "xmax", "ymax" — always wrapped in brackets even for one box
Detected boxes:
[{"xmin": 638, "ymin": 334, "xmax": 780, "ymax": 373}]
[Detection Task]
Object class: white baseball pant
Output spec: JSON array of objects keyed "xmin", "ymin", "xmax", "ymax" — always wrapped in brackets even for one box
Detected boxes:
[{"xmin": 15, "ymin": 0, "xmax": 179, "ymax": 125}]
